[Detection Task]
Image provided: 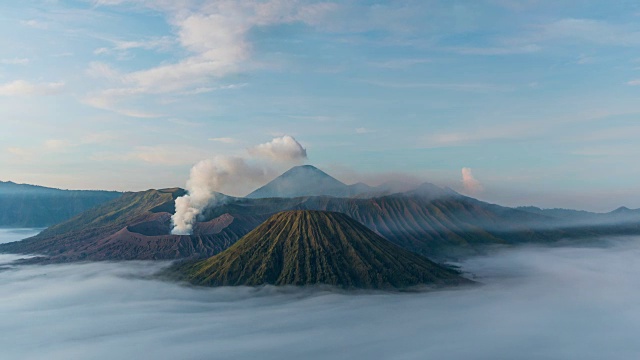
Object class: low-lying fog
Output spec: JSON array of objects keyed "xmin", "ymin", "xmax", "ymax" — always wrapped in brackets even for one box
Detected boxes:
[
  {"xmin": 1, "ymin": 233, "xmax": 640, "ymax": 359},
  {"xmin": 0, "ymin": 228, "xmax": 41, "ymax": 244}
]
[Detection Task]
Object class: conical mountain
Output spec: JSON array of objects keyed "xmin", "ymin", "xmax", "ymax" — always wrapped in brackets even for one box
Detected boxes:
[
  {"xmin": 246, "ymin": 165, "xmax": 353, "ymax": 198},
  {"xmin": 171, "ymin": 210, "xmax": 472, "ymax": 289}
]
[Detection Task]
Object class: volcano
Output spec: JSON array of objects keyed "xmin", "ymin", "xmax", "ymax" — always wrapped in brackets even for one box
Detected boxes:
[{"xmin": 171, "ymin": 210, "xmax": 472, "ymax": 289}]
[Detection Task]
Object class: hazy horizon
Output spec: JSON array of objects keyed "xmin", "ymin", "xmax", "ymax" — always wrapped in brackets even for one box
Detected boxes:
[{"xmin": 1, "ymin": 162, "xmax": 637, "ymax": 213}]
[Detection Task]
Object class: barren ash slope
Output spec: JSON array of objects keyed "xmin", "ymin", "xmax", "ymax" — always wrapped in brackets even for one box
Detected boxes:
[
  {"xmin": 168, "ymin": 210, "xmax": 472, "ymax": 289},
  {"xmin": 0, "ymin": 188, "xmax": 256, "ymax": 262}
]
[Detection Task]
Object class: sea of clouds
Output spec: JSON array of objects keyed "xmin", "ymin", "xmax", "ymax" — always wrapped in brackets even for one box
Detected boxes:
[{"xmin": 1, "ymin": 230, "xmax": 640, "ymax": 359}]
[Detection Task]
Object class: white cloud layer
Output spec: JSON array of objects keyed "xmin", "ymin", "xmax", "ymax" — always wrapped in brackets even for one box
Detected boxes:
[
  {"xmin": 85, "ymin": 0, "xmax": 339, "ymax": 116},
  {"xmin": 2, "ymin": 235, "xmax": 640, "ymax": 359}
]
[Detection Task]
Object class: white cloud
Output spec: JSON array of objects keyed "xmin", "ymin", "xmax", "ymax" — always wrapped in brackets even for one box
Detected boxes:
[
  {"xmin": 627, "ymin": 79, "xmax": 640, "ymax": 86},
  {"xmin": 94, "ymin": 36, "xmax": 174, "ymax": 56},
  {"xmin": 87, "ymin": 0, "xmax": 338, "ymax": 103},
  {"xmin": 0, "ymin": 80, "xmax": 65, "ymax": 96},
  {"xmin": 248, "ymin": 135, "xmax": 307, "ymax": 162},
  {"xmin": 462, "ymin": 167, "xmax": 483, "ymax": 195}
]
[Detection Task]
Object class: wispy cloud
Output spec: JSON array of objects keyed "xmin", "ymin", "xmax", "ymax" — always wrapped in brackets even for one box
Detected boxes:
[
  {"xmin": 449, "ymin": 44, "xmax": 542, "ymax": 55},
  {"xmin": 421, "ymin": 122, "xmax": 538, "ymax": 148},
  {"xmin": 365, "ymin": 80, "xmax": 513, "ymax": 92},
  {"xmin": 369, "ymin": 58, "xmax": 431, "ymax": 69},
  {"xmin": 355, "ymin": 127, "xmax": 375, "ymax": 134},
  {"xmin": 83, "ymin": 90, "xmax": 164, "ymax": 118},
  {"xmin": 20, "ymin": 19, "xmax": 48, "ymax": 29},
  {"xmin": 6, "ymin": 147, "xmax": 31, "ymax": 158},
  {"xmin": 43, "ymin": 139, "xmax": 72, "ymax": 151},
  {"xmin": 536, "ymin": 18, "xmax": 640, "ymax": 47},
  {"xmin": 449, "ymin": 18, "xmax": 640, "ymax": 57},
  {"xmin": 79, "ymin": 1, "xmax": 340, "ymax": 118},
  {"xmin": 91, "ymin": 1, "xmax": 337, "ymax": 97},
  {"xmin": 0, "ymin": 80, "xmax": 64, "ymax": 96},
  {"xmin": 92, "ymin": 145, "xmax": 211, "ymax": 166},
  {"xmin": 209, "ymin": 137, "xmax": 237, "ymax": 144},
  {"xmin": 0, "ymin": 58, "xmax": 30, "ymax": 65},
  {"xmin": 86, "ymin": 62, "xmax": 122, "ymax": 81},
  {"xmin": 93, "ymin": 36, "xmax": 174, "ymax": 56}
]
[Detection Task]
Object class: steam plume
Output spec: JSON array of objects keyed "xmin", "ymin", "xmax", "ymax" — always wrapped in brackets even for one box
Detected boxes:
[
  {"xmin": 171, "ymin": 136, "xmax": 307, "ymax": 235},
  {"xmin": 461, "ymin": 167, "xmax": 483, "ymax": 195}
]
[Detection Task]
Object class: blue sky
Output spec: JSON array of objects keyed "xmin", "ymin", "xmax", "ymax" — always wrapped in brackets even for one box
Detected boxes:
[{"xmin": 1, "ymin": 0, "xmax": 640, "ymax": 211}]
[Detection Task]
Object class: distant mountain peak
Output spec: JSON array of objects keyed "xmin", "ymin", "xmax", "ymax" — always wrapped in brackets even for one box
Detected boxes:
[
  {"xmin": 246, "ymin": 165, "xmax": 349, "ymax": 199},
  {"xmin": 246, "ymin": 165, "xmax": 460, "ymax": 200},
  {"xmin": 278, "ymin": 165, "xmax": 339, "ymax": 179},
  {"xmin": 611, "ymin": 206, "xmax": 635, "ymax": 214}
]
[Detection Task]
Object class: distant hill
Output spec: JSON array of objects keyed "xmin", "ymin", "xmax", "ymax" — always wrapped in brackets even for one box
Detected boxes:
[
  {"xmin": 517, "ymin": 206, "xmax": 640, "ymax": 227},
  {"xmin": 168, "ymin": 210, "xmax": 472, "ymax": 289},
  {"xmin": 0, "ymin": 181, "xmax": 121, "ymax": 227}
]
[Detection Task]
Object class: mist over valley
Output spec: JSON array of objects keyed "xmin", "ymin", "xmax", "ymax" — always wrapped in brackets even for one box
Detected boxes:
[{"xmin": 1, "ymin": 233, "xmax": 639, "ymax": 359}]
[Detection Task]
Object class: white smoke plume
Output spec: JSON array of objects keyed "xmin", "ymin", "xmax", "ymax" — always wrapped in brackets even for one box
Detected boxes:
[
  {"xmin": 461, "ymin": 167, "xmax": 483, "ymax": 195},
  {"xmin": 171, "ymin": 135, "xmax": 307, "ymax": 235}
]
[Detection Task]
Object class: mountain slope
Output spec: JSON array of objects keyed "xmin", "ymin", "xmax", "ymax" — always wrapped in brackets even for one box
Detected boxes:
[
  {"xmin": 246, "ymin": 165, "xmax": 352, "ymax": 198},
  {"xmin": 171, "ymin": 210, "xmax": 471, "ymax": 289},
  {"xmin": 0, "ymin": 188, "xmax": 249, "ymax": 262},
  {"xmin": 0, "ymin": 181, "xmax": 121, "ymax": 227},
  {"xmin": 4, "ymin": 173, "xmax": 640, "ymax": 263}
]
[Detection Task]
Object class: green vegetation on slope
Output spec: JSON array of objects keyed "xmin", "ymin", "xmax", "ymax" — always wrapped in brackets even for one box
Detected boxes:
[{"xmin": 172, "ymin": 210, "xmax": 471, "ymax": 289}]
